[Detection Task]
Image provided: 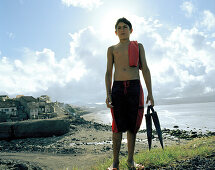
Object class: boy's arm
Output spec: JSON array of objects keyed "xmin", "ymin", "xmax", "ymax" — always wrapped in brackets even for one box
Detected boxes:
[
  {"xmin": 139, "ymin": 43, "xmax": 154, "ymax": 106},
  {"xmin": 105, "ymin": 46, "xmax": 114, "ymax": 108}
]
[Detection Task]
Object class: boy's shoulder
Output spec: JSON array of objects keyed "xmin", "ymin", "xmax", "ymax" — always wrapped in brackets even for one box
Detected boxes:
[
  {"xmin": 107, "ymin": 44, "xmax": 118, "ymax": 53},
  {"xmin": 108, "ymin": 43, "xmax": 119, "ymax": 49},
  {"xmin": 108, "ymin": 45, "xmax": 114, "ymax": 49}
]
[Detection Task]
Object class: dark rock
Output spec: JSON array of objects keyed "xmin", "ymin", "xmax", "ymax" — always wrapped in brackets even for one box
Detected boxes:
[
  {"xmin": 162, "ymin": 128, "xmax": 170, "ymax": 133},
  {"xmin": 70, "ymin": 125, "xmax": 76, "ymax": 130},
  {"xmin": 173, "ymin": 125, "xmax": 179, "ymax": 128},
  {"xmin": 138, "ymin": 129, "xmax": 147, "ymax": 133},
  {"xmin": 0, "ymin": 119, "xmax": 70, "ymax": 140},
  {"xmin": 207, "ymin": 131, "xmax": 215, "ymax": 136},
  {"xmin": 190, "ymin": 134, "xmax": 197, "ymax": 138},
  {"xmin": 13, "ymin": 163, "xmax": 28, "ymax": 170},
  {"xmin": 170, "ymin": 129, "xmax": 182, "ymax": 137},
  {"xmin": 105, "ymin": 146, "xmax": 111, "ymax": 151}
]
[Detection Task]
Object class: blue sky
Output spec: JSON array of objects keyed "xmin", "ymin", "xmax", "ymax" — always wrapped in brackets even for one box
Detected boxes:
[{"xmin": 0, "ymin": 0, "xmax": 215, "ymax": 104}]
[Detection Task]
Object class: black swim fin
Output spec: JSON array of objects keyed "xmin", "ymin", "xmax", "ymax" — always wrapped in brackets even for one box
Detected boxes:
[
  {"xmin": 150, "ymin": 106, "xmax": 164, "ymax": 149},
  {"xmin": 145, "ymin": 106, "xmax": 152, "ymax": 150},
  {"xmin": 146, "ymin": 105, "xmax": 164, "ymax": 150}
]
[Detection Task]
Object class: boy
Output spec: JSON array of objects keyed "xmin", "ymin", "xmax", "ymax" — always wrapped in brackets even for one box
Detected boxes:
[{"xmin": 105, "ymin": 17, "xmax": 154, "ymax": 169}]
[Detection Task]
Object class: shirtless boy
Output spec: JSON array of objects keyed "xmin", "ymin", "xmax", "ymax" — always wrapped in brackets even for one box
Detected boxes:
[{"xmin": 105, "ymin": 17, "xmax": 154, "ymax": 169}]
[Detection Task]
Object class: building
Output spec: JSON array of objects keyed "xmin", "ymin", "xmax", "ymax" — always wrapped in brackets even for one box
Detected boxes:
[
  {"xmin": 0, "ymin": 95, "xmax": 9, "ymax": 101},
  {"xmin": 0, "ymin": 100, "xmax": 20, "ymax": 122},
  {"xmin": 15, "ymin": 96, "xmax": 39, "ymax": 119},
  {"xmin": 0, "ymin": 94, "xmax": 58, "ymax": 121},
  {"xmin": 38, "ymin": 95, "xmax": 51, "ymax": 103}
]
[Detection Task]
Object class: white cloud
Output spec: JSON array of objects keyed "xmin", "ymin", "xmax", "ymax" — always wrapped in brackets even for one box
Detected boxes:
[
  {"xmin": 211, "ymin": 41, "xmax": 215, "ymax": 48},
  {"xmin": 0, "ymin": 47, "xmax": 87, "ymax": 95},
  {"xmin": 61, "ymin": 0, "xmax": 102, "ymax": 10},
  {"xmin": 151, "ymin": 25, "xmax": 215, "ymax": 98},
  {"xmin": 180, "ymin": 1, "xmax": 195, "ymax": 17},
  {"xmin": 200, "ymin": 10, "xmax": 215, "ymax": 30},
  {"xmin": 32, "ymin": 27, "xmax": 109, "ymax": 103}
]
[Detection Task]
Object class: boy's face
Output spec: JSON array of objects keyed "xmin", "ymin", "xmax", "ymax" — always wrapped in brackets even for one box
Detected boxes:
[{"xmin": 115, "ymin": 22, "xmax": 133, "ymax": 40}]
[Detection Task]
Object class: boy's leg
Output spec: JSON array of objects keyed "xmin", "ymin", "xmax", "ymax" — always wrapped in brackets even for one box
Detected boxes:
[
  {"xmin": 127, "ymin": 130, "xmax": 136, "ymax": 164},
  {"xmin": 112, "ymin": 132, "xmax": 122, "ymax": 167}
]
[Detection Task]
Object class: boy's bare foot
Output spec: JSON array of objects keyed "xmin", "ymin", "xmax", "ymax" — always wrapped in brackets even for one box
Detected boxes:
[
  {"xmin": 127, "ymin": 160, "xmax": 144, "ymax": 170},
  {"xmin": 107, "ymin": 162, "xmax": 119, "ymax": 170},
  {"xmin": 107, "ymin": 167, "xmax": 118, "ymax": 170}
]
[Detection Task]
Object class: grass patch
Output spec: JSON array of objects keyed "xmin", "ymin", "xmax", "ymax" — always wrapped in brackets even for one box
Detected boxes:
[{"xmin": 92, "ymin": 136, "xmax": 215, "ymax": 169}]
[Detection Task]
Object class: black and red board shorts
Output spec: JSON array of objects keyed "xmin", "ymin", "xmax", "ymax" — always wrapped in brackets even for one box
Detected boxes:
[{"xmin": 110, "ymin": 79, "xmax": 144, "ymax": 133}]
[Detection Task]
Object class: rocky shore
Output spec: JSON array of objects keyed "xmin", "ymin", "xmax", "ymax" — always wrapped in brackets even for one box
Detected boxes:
[
  {"xmin": 0, "ymin": 114, "xmax": 214, "ymax": 169},
  {"xmin": 0, "ymin": 116, "xmax": 111, "ymax": 154}
]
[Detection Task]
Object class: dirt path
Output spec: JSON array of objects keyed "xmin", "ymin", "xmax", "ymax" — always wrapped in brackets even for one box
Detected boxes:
[{"xmin": 0, "ymin": 152, "xmax": 110, "ymax": 170}]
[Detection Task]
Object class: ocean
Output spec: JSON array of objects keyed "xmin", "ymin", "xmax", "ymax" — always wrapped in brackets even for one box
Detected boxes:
[{"xmin": 82, "ymin": 102, "xmax": 215, "ymax": 132}]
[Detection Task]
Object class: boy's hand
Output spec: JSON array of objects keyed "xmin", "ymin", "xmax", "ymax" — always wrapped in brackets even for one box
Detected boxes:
[
  {"xmin": 106, "ymin": 94, "xmax": 113, "ymax": 108},
  {"xmin": 146, "ymin": 94, "xmax": 154, "ymax": 107}
]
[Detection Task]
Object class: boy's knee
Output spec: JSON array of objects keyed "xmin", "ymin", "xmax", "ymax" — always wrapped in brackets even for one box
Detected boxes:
[
  {"xmin": 127, "ymin": 130, "xmax": 136, "ymax": 135},
  {"xmin": 113, "ymin": 132, "xmax": 122, "ymax": 139}
]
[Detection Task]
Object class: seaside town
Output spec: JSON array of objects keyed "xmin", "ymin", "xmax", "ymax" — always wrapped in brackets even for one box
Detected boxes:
[{"xmin": 0, "ymin": 95, "xmax": 62, "ymax": 122}]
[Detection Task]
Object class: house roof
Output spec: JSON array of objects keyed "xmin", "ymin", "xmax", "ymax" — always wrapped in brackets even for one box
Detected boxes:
[
  {"xmin": 19, "ymin": 96, "xmax": 37, "ymax": 102},
  {"xmin": 16, "ymin": 95, "xmax": 24, "ymax": 98}
]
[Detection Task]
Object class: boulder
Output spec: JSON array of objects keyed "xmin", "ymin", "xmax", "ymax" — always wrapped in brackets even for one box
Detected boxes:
[
  {"xmin": 0, "ymin": 122, "xmax": 16, "ymax": 139},
  {"xmin": 0, "ymin": 119, "xmax": 70, "ymax": 140}
]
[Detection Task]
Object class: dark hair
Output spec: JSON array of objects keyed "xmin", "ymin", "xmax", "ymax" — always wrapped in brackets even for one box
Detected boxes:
[{"xmin": 115, "ymin": 17, "xmax": 132, "ymax": 31}]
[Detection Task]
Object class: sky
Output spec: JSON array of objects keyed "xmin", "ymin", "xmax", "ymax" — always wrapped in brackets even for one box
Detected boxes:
[{"xmin": 0, "ymin": 0, "xmax": 215, "ymax": 105}]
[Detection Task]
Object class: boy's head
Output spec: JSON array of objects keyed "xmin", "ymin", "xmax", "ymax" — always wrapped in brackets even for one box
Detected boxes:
[
  {"xmin": 115, "ymin": 17, "xmax": 132, "ymax": 31},
  {"xmin": 115, "ymin": 17, "xmax": 133, "ymax": 39}
]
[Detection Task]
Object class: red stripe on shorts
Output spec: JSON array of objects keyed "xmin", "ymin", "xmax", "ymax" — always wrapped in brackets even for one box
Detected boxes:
[{"xmin": 111, "ymin": 107, "xmax": 118, "ymax": 133}]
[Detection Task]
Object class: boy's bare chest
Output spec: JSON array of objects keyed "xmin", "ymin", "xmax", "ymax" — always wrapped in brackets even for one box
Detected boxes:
[{"xmin": 113, "ymin": 46, "xmax": 129, "ymax": 65}]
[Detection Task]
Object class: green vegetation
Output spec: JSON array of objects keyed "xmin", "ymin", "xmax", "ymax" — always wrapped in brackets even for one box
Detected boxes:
[{"xmin": 92, "ymin": 136, "xmax": 215, "ymax": 169}]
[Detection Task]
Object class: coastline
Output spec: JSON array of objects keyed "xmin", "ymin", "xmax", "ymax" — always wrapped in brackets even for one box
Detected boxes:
[{"xmin": 0, "ymin": 110, "xmax": 214, "ymax": 169}]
